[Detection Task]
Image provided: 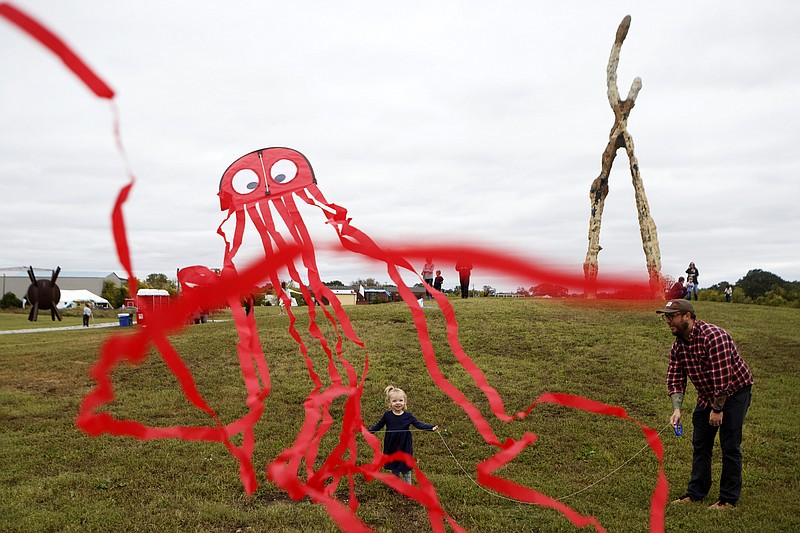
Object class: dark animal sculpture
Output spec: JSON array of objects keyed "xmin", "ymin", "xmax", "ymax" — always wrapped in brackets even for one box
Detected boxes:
[{"xmin": 26, "ymin": 266, "xmax": 62, "ymax": 322}]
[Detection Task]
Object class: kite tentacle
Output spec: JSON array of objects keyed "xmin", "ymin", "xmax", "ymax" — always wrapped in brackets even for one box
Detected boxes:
[
  {"xmin": 253, "ymin": 200, "xmax": 360, "ymax": 488},
  {"xmin": 273, "ymin": 196, "xmax": 374, "ymax": 495},
  {"xmin": 219, "ymin": 208, "xmax": 247, "ymax": 269},
  {"xmin": 276, "ymin": 194, "xmax": 361, "ymax": 380},
  {"xmin": 249, "ymin": 201, "xmax": 326, "ymax": 389},
  {"xmin": 254, "ymin": 202, "xmax": 347, "ymax": 484},
  {"xmin": 283, "ymin": 193, "xmax": 365, "ymax": 348}
]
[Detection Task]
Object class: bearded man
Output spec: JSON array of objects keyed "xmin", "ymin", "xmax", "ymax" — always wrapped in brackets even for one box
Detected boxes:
[{"xmin": 657, "ymin": 299, "xmax": 754, "ymax": 510}]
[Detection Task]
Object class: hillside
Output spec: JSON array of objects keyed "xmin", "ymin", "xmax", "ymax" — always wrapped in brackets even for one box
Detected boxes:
[{"xmin": 1, "ymin": 299, "xmax": 798, "ymax": 532}]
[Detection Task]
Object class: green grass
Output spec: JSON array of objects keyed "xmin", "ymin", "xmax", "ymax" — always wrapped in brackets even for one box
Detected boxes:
[{"xmin": 1, "ymin": 299, "xmax": 798, "ymax": 532}]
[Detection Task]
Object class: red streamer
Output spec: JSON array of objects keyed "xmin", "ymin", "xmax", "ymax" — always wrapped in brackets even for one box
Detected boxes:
[
  {"xmin": 0, "ymin": 2, "xmax": 114, "ymax": 98},
  {"xmin": 3, "ymin": 5, "xmax": 669, "ymax": 531}
]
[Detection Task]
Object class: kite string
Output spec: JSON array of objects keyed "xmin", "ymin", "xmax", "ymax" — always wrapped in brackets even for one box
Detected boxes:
[
  {"xmin": 371, "ymin": 423, "xmax": 671, "ymax": 504},
  {"xmin": 425, "ymin": 423, "xmax": 672, "ymax": 504}
]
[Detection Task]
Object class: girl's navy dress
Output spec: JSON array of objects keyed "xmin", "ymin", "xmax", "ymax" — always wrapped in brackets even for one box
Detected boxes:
[{"xmin": 369, "ymin": 411, "xmax": 435, "ymax": 473}]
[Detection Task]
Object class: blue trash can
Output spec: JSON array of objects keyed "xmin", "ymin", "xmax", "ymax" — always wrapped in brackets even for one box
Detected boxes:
[{"xmin": 118, "ymin": 313, "xmax": 131, "ymax": 327}]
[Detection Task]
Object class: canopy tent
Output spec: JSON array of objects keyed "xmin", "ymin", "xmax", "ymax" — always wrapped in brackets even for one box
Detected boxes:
[{"xmin": 57, "ymin": 289, "xmax": 110, "ymax": 309}]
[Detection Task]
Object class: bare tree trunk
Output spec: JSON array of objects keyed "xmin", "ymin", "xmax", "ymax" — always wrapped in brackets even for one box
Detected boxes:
[{"xmin": 583, "ymin": 15, "xmax": 664, "ymax": 298}]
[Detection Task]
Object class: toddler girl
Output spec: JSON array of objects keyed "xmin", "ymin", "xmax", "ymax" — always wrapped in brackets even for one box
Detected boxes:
[{"xmin": 369, "ymin": 385, "xmax": 438, "ymax": 483}]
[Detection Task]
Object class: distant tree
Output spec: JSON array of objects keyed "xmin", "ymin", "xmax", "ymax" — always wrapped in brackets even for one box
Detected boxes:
[
  {"xmin": 1, "ymin": 292, "xmax": 23, "ymax": 309},
  {"xmin": 758, "ymin": 285, "xmax": 800, "ymax": 308},
  {"xmin": 731, "ymin": 286, "xmax": 750, "ymax": 304},
  {"xmin": 246, "ymin": 284, "xmax": 273, "ymax": 306},
  {"xmin": 139, "ymin": 273, "xmax": 178, "ymax": 295},
  {"xmin": 351, "ymin": 278, "xmax": 381, "ymax": 288},
  {"xmin": 101, "ymin": 280, "xmax": 129, "ymax": 309},
  {"xmin": 699, "ymin": 280, "xmax": 737, "ymax": 303},
  {"xmin": 515, "ymin": 286, "xmax": 530, "ymax": 297},
  {"xmin": 482, "ymin": 285, "xmax": 496, "ymax": 297},
  {"xmin": 531, "ymin": 283, "xmax": 569, "ymax": 298},
  {"xmin": 700, "ymin": 272, "xmax": 798, "ymax": 307},
  {"xmin": 325, "ymin": 280, "xmax": 345, "ymax": 287},
  {"xmin": 706, "ymin": 281, "xmax": 733, "ymax": 292},
  {"xmin": 250, "ymin": 283, "xmax": 275, "ymax": 306},
  {"xmin": 736, "ymin": 269, "xmax": 784, "ymax": 299},
  {"xmin": 698, "ymin": 289, "xmax": 722, "ymax": 303},
  {"xmin": 260, "ymin": 282, "xmax": 275, "ymax": 295},
  {"xmin": 786, "ymin": 282, "xmax": 800, "ymax": 306}
]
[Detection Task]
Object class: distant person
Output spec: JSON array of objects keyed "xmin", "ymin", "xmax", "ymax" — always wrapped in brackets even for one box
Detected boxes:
[
  {"xmin": 277, "ymin": 282, "xmax": 289, "ymax": 315},
  {"xmin": 685, "ymin": 262, "xmax": 699, "ymax": 300},
  {"xmin": 83, "ymin": 303, "xmax": 92, "ymax": 327},
  {"xmin": 667, "ymin": 277, "xmax": 687, "ymax": 300},
  {"xmin": 368, "ymin": 385, "xmax": 438, "ymax": 483},
  {"xmin": 433, "ymin": 270, "xmax": 444, "ymax": 292},
  {"xmin": 455, "ymin": 259, "xmax": 473, "ymax": 299},
  {"xmin": 421, "ymin": 257, "xmax": 435, "ymax": 299},
  {"xmin": 243, "ymin": 294, "xmax": 255, "ymax": 316},
  {"xmin": 657, "ymin": 299, "xmax": 753, "ymax": 510},
  {"xmin": 725, "ymin": 286, "xmax": 733, "ymax": 303}
]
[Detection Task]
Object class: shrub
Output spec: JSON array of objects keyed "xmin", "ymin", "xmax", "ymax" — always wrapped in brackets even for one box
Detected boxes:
[
  {"xmin": 698, "ymin": 289, "xmax": 724, "ymax": 302},
  {"xmin": 1, "ymin": 292, "xmax": 23, "ymax": 309}
]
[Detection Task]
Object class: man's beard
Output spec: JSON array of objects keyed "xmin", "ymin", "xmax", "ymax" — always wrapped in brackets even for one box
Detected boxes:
[{"xmin": 671, "ymin": 321, "xmax": 689, "ymax": 338}]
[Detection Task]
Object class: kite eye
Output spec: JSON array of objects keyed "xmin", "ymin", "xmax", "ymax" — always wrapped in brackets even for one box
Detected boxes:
[
  {"xmin": 270, "ymin": 159, "xmax": 297, "ymax": 184},
  {"xmin": 231, "ymin": 168, "xmax": 260, "ymax": 195}
]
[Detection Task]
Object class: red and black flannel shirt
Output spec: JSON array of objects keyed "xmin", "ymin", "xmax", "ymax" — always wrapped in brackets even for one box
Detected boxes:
[{"xmin": 666, "ymin": 320, "xmax": 754, "ymax": 409}]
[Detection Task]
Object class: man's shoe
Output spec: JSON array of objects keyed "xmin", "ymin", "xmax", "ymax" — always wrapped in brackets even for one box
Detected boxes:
[
  {"xmin": 671, "ymin": 495, "xmax": 699, "ymax": 504},
  {"xmin": 708, "ymin": 501, "xmax": 736, "ymax": 510}
]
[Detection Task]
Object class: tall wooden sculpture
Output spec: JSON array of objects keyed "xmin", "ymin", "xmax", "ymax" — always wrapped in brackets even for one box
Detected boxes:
[{"xmin": 583, "ymin": 15, "xmax": 664, "ymax": 298}]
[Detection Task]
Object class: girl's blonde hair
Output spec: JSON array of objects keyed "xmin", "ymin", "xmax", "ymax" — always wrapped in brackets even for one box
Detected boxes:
[{"xmin": 384, "ymin": 385, "xmax": 407, "ymax": 409}]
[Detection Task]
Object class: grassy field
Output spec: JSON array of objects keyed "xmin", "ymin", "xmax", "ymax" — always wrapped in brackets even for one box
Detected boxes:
[{"xmin": 1, "ymin": 298, "xmax": 798, "ymax": 532}]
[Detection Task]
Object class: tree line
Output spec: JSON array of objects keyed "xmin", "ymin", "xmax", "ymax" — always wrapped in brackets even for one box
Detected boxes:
[
  {"xmin": 700, "ymin": 269, "xmax": 800, "ymax": 307},
  {"xmin": 4, "ymin": 268, "xmax": 795, "ymax": 310},
  {"xmin": 512, "ymin": 268, "xmax": 799, "ymax": 307}
]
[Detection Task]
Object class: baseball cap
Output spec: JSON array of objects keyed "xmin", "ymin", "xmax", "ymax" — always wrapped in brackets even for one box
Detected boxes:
[{"xmin": 655, "ymin": 299, "xmax": 694, "ymax": 314}]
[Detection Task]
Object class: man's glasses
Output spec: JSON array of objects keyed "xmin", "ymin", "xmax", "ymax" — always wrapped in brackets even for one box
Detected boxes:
[{"xmin": 662, "ymin": 313, "xmax": 681, "ymax": 322}]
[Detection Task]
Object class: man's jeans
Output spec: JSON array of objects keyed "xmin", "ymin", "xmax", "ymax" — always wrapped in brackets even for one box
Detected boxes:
[{"xmin": 686, "ymin": 386, "xmax": 752, "ymax": 504}]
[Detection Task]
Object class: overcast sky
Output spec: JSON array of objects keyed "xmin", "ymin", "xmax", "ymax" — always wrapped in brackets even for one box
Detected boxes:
[{"xmin": 2, "ymin": 1, "xmax": 798, "ymax": 292}]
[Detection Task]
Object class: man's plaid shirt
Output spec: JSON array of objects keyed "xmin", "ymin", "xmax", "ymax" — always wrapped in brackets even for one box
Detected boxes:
[{"xmin": 667, "ymin": 320, "xmax": 754, "ymax": 409}]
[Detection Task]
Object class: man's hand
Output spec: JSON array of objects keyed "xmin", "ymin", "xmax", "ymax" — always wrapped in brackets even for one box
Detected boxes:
[
  {"xmin": 709, "ymin": 411, "xmax": 723, "ymax": 427},
  {"xmin": 670, "ymin": 408, "xmax": 682, "ymax": 428}
]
